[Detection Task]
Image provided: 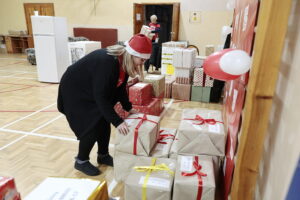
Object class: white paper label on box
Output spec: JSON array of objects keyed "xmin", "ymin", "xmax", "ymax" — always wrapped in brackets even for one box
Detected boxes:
[
  {"xmin": 208, "ymin": 124, "xmax": 221, "ymax": 134},
  {"xmin": 139, "ymin": 176, "xmax": 170, "ymax": 189},
  {"xmin": 180, "ymin": 156, "xmax": 193, "ymax": 172},
  {"xmin": 232, "ymin": 89, "xmax": 238, "ymax": 112},
  {"xmin": 134, "ymin": 83, "xmax": 147, "ymax": 88}
]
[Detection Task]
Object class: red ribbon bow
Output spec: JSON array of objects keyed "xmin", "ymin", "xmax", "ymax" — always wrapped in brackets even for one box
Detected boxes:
[
  {"xmin": 184, "ymin": 115, "xmax": 223, "ymax": 125},
  {"xmin": 157, "ymin": 130, "xmax": 176, "ymax": 144},
  {"xmin": 182, "ymin": 157, "xmax": 207, "ymax": 200},
  {"xmin": 127, "ymin": 114, "xmax": 158, "ymax": 155}
]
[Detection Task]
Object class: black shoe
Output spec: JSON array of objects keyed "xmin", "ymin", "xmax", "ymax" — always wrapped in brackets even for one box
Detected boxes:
[
  {"xmin": 74, "ymin": 161, "xmax": 101, "ymax": 176},
  {"xmin": 97, "ymin": 154, "xmax": 114, "ymax": 167}
]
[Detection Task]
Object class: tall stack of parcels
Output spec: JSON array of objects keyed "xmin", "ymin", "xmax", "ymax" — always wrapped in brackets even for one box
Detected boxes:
[{"xmin": 114, "ymin": 107, "xmax": 226, "ymax": 200}]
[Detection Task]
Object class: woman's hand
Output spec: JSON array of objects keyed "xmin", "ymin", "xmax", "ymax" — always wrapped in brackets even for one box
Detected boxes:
[
  {"xmin": 117, "ymin": 122, "xmax": 129, "ymax": 135},
  {"xmin": 129, "ymin": 109, "xmax": 138, "ymax": 114}
]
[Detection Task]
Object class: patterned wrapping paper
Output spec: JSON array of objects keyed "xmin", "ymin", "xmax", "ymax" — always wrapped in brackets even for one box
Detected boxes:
[
  {"xmin": 193, "ymin": 67, "xmax": 214, "ymax": 87},
  {"xmin": 194, "ymin": 56, "xmax": 206, "ymax": 68},
  {"xmin": 143, "ymin": 74, "xmax": 165, "ymax": 97},
  {"xmin": 164, "ymin": 76, "xmax": 175, "ymax": 98},
  {"xmin": 115, "ymin": 114, "xmax": 160, "ymax": 156},
  {"xmin": 173, "ymin": 155, "xmax": 215, "ymax": 200},
  {"xmin": 133, "ymin": 98, "xmax": 163, "ymax": 116},
  {"xmin": 150, "ymin": 128, "xmax": 177, "ymax": 158},
  {"xmin": 129, "ymin": 83, "xmax": 153, "ymax": 105},
  {"xmin": 124, "ymin": 157, "xmax": 176, "ymax": 200},
  {"xmin": 175, "ymin": 77, "xmax": 192, "ymax": 84},
  {"xmin": 175, "ymin": 67, "xmax": 193, "ymax": 78},
  {"xmin": 114, "ymin": 102, "xmax": 129, "ymax": 119},
  {"xmin": 172, "ymin": 82, "xmax": 191, "ymax": 101},
  {"xmin": 177, "ymin": 109, "xmax": 226, "ymax": 156}
]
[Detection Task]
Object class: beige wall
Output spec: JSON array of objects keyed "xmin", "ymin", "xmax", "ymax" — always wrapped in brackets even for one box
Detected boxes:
[
  {"xmin": 0, "ymin": 0, "xmax": 232, "ymax": 55},
  {"xmin": 255, "ymin": 0, "xmax": 300, "ymax": 199}
]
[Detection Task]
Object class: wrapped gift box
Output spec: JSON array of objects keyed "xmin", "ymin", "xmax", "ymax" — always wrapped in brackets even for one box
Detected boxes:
[
  {"xmin": 172, "ymin": 82, "xmax": 191, "ymax": 101},
  {"xmin": 193, "ymin": 67, "xmax": 214, "ymax": 87},
  {"xmin": 150, "ymin": 128, "xmax": 177, "ymax": 158},
  {"xmin": 24, "ymin": 177, "xmax": 108, "ymax": 200},
  {"xmin": 114, "ymin": 151, "xmax": 141, "ymax": 181},
  {"xmin": 191, "ymin": 86, "xmax": 211, "ymax": 103},
  {"xmin": 133, "ymin": 98, "xmax": 163, "ymax": 116},
  {"xmin": 140, "ymin": 25, "xmax": 154, "ymax": 40},
  {"xmin": 115, "ymin": 114, "xmax": 160, "ymax": 156},
  {"xmin": 173, "ymin": 155, "xmax": 215, "ymax": 200},
  {"xmin": 114, "ymin": 102, "xmax": 129, "ymax": 119},
  {"xmin": 172, "ymin": 48, "xmax": 183, "ymax": 68},
  {"xmin": 183, "ymin": 48, "xmax": 196, "ymax": 68},
  {"xmin": 175, "ymin": 77, "xmax": 192, "ymax": 84},
  {"xmin": 175, "ymin": 67, "xmax": 193, "ymax": 84},
  {"xmin": 125, "ymin": 157, "xmax": 176, "ymax": 200},
  {"xmin": 68, "ymin": 41, "xmax": 101, "ymax": 64},
  {"xmin": 129, "ymin": 83, "xmax": 153, "ymax": 105},
  {"xmin": 177, "ymin": 109, "xmax": 226, "ymax": 156},
  {"xmin": 162, "ymin": 41, "xmax": 187, "ymax": 48},
  {"xmin": 143, "ymin": 74, "xmax": 165, "ymax": 97},
  {"xmin": 0, "ymin": 177, "xmax": 20, "ymax": 200},
  {"xmin": 164, "ymin": 76, "xmax": 175, "ymax": 98}
]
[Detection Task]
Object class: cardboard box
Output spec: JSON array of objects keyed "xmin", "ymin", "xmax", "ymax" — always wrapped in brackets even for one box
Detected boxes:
[
  {"xmin": 24, "ymin": 177, "xmax": 108, "ymax": 200},
  {"xmin": 68, "ymin": 41, "xmax": 101, "ymax": 64},
  {"xmin": 115, "ymin": 114, "xmax": 160, "ymax": 156},
  {"xmin": 125, "ymin": 157, "xmax": 176, "ymax": 200},
  {"xmin": 172, "ymin": 82, "xmax": 191, "ymax": 101},
  {"xmin": 177, "ymin": 109, "xmax": 226, "ymax": 156},
  {"xmin": 173, "ymin": 155, "xmax": 215, "ymax": 200},
  {"xmin": 143, "ymin": 74, "xmax": 165, "ymax": 97}
]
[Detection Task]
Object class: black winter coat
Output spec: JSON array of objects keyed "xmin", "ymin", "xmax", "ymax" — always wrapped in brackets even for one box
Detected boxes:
[{"xmin": 57, "ymin": 49, "xmax": 132, "ymax": 139}]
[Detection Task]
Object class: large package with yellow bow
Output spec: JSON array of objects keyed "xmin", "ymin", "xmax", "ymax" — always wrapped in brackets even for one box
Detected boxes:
[
  {"xmin": 124, "ymin": 157, "xmax": 176, "ymax": 200},
  {"xmin": 173, "ymin": 155, "xmax": 215, "ymax": 200},
  {"xmin": 177, "ymin": 109, "xmax": 226, "ymax": 156},
  {"xmin": 115, "ymin": 114, "xmax": 160, "ymax": 156}
]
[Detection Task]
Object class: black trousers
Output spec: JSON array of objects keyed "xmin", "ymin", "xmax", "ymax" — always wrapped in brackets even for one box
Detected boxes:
[
  {"xmin": 144, "ymin": 42, "xmax": 161, "ymax": 71},
  {"xmin": 77, "ymin": 118, "xmax": 111, "ymax": 161}
]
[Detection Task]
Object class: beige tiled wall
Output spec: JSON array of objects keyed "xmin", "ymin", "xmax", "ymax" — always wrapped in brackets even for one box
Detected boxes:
[{"xmin": 255, "ymin": 0, "xmax": 300, "ymax": 199}]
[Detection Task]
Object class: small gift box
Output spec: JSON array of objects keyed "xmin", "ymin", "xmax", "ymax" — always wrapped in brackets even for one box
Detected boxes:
[
  {"xmin": 125, "ymin": 157, "xmax": 176, "ymax": 200},
  {"xmin": 173, "ymin": 155, "xmax": 215, "ymax": 200},
  {"xmin": 143, "ymin": 74, "xmax": 165, "ymax": 97},
  {"xmin": 129, "ymin": 83, "xmax": 153, "ymax": 105},
  {"xmin": 172, "ymin": 82, "xmax": 191, "ymax": 101}
]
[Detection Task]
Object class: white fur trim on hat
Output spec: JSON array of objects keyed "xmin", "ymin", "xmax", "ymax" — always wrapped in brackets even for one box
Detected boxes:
[{"xmin": 125, "ymin": 41, "xmax": 151, "ymax": 59}]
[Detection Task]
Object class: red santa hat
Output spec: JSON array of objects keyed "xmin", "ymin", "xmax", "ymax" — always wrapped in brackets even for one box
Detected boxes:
[{"xmin": 125, "ymin": 34, "xmax": 152, "ymax": 59}]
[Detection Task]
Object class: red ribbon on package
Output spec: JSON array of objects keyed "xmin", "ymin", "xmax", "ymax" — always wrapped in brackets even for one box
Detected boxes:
[
  {"xmin": 184, "ymin": 114, "xmax": 223, "ymax": 125},
  {"xmin": 182, "ymin": 157, "xmax": 207, "ymax": 200},
  {"xmin": 127, "ymin": 114, "xmax": 158, "ymax": 155},
  {"xmin": 157, "ymin": 130, "xmax": 175, "ymax": 144}
]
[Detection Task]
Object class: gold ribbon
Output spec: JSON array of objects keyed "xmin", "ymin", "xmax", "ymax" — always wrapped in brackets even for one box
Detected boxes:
[{"xmin": 134, "ymin": 158, "xmax": 174, "ymax": 200}]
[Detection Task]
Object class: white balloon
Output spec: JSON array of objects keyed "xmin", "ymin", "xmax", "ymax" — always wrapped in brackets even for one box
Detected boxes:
[{"xmin": 219, "ymin": 50, "xmax": 251, "ymax": 75}]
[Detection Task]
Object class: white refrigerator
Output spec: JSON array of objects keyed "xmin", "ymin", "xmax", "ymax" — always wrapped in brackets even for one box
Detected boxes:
[{"xmin": 31, "ymin": 16, "xmax": 69, "ymax": 83}]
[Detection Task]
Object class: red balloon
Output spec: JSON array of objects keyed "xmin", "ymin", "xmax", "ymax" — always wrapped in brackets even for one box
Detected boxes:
[{"xmin": 203, "ymin": 49, "xmax": 240, "ymax": 81}]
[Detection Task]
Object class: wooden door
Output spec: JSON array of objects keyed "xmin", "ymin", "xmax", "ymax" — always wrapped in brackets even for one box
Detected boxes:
[
  {"xmin": 24, "ymin": 3, "xmax": 55, "ymax": 36},
  {"xmin": 133, "ymin": 3, "xmax": 144, "ymax": 35},
  {"xmin": 171, "ymin": 3, "xmax": 180, "ymax": 41}
]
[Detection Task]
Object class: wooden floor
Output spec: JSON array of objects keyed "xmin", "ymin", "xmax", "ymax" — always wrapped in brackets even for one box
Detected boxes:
[{"xmin": 0, "ymin": 53, "xmax": 222, "ymax": 199}]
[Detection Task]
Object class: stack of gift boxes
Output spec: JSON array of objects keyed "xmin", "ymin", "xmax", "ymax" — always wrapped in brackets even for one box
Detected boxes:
[
  {"xmin": 161, "ymin": 41, "xmax": 188, "ymax": 76},
  {"xmin": 114, "ymin": 108, "xmax": 226, "ymax": 200},
  {"xmin": 114, "ymin": 75, "xmax": 165, "ymax": 117},
  {"xmin": 172, "ymin": 48, "xmax": 197, "ymax": 101}
]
